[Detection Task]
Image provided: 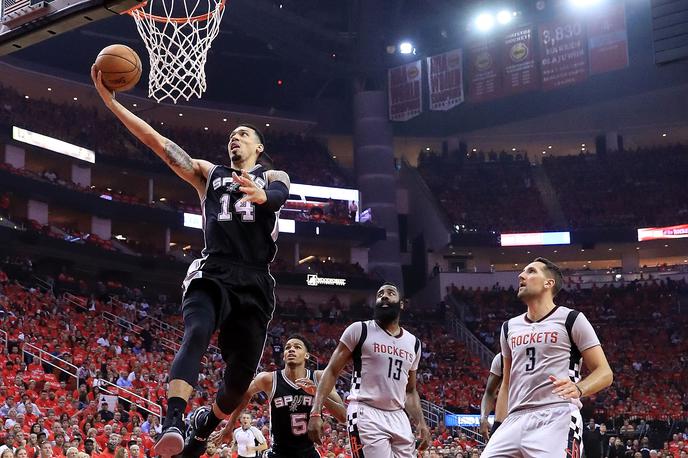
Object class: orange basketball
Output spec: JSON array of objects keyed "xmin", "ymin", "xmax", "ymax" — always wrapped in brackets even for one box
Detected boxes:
[{"xmin": 94, "ymin": 44, "xmax": 142, "ymax": 92}]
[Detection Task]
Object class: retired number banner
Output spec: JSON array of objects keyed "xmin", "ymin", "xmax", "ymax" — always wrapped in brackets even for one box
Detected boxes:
[
  {"xmin": 427, "ymin": 49, "xmax": 464, "ymax": 111},
  {"xmin": 388, "ymin": 60, "xmax": 423, "ymax": 121},
  {"xmin": 502, "ymin": 26, "xmax": 540, "ymax": 95},
  {"xmin": 539, "ymin": 18, "xmax": 588, "ymax": 91},
  {"xmin": 467, "ymin": 38, "xmax": 502, "ymax": 102},
  {"xmin": 588, "ymin": 2, "xmax": 629, "ymax": 75}
]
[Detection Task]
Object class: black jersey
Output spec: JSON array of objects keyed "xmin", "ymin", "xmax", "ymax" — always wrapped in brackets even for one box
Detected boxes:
[
  {"xmin": 201, "ymin": 164, "xmax": 285, "ymax": 266},
  {"xmin": 269, "ymin": 369, "xmax": 318, "ymax": 455}
]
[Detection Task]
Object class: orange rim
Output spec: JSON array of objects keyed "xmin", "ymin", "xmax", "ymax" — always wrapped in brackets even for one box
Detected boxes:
[{"xmin": 124, "ymin": 0, "xmax": 225, "ymax": 23}]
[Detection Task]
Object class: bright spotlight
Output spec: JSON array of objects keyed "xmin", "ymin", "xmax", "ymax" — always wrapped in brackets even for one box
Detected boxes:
[
  {"xmin": 474, "ymin": 13, "xmax": 495, "ymax": 31},
  {"xmin": 496, "ymin": 10, "xmax": 513, "ymax": 24},
  {"xmin": 399, "ymin": 42, "xmax": 414, "ymax": 54}
]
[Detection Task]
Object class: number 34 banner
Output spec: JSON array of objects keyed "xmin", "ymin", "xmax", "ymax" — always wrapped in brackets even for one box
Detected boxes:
[{"xmin": 426, "ymin": 49, "xmax": 464, "ymax": 111}]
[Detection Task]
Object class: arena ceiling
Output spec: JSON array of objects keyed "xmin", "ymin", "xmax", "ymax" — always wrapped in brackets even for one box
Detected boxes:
[{"xmin": 2, "ymin": 0, "xmax": 470, "ymax": 111}]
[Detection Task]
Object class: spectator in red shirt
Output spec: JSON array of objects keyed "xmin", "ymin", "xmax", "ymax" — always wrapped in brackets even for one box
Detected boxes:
[
  {"xmin": 83, "ymin": 439, "xmax": 96, "ymax": 457},
  {"xmin": 39, "ymin": 441, "xmax": 54, "ymax": 458}
]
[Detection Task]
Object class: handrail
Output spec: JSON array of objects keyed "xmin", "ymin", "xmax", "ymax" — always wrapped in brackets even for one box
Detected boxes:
[
  {"xmin": 95, "ymin": 378, "xmax": 162, "ymax": 421},
  {"xmin": 63, "ymin": 292, "xmax": 90, "ymax": 312},
  {"xmin": 32, "ymin": 275, "xmax": 53, "ymax": 293},
  {"xmin": 109, "ymin": 297, "xmax": 221, "ymax": 355},
  {"xmin": 21, "ymin": 342, "xmax": 79, "ymax": 392},
  {"xmin": 420, "ymin": 399, "xmax": 487, "ymax": 446},
  {"xmin": 21, "ymin": 338, "xmax": 162, "ymax": 421}
]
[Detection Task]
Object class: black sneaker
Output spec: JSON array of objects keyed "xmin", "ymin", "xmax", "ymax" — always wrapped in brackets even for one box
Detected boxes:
[
  {"xmin": 154, "ymin": 409, "xmax": 185, "ymax": 457},
  {"xmin": 182, "ymin": 406, "xmax": 210, "ymax": 458}
]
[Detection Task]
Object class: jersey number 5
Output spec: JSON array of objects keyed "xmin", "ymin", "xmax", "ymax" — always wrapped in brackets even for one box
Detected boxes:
[
  {"xmin": 290, "ymin": 413, "xmax": 307, "ymax": 436},
  {"xmin": 218, "ymin": 194, "xmax": 255, "ymax": 222}
]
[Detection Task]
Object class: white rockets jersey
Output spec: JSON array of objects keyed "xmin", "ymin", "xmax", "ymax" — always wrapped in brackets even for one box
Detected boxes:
[
  {"xmin": 500, "ymin": 305, "xmax": 600, "ymax": 414},
  {"xmin": 490, "ymin": 352, "xmax": 503, "ymax": 378},
  {"xmin": 340, "ymin": 320, "xmax": 421, "ymax": 411}
]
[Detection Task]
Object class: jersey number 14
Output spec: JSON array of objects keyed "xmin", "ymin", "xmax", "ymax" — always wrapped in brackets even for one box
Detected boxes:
[{"xmin": 218, "ymin": 194, "xmax": 255, "ymax": 222}]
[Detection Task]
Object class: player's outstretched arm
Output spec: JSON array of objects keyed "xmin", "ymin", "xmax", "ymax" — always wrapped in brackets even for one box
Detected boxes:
[
  {"xmin": 208, "ymin": 372, "xmax": 272, "ymax": 445},
  {"xmin": 312, "ymin": 370, "xmax": 347, "ymax": 423},
  {"xmin": 550, "ymin": 346, "xmax": 613, "ymax": 399},
  {"xmin": 404, "ymin": 370, "xmax": 431, "ymax": 451},
  {"xmin": 91, "ymin": 65, "xmax": 213, "ymax": 196},
  {"xmin": 480, "ymin": 372, "xmax": 502, "ymax": 440},
  {"xmin": 307, "ymin": 342, "xmax": 352, "ymax": 444}
]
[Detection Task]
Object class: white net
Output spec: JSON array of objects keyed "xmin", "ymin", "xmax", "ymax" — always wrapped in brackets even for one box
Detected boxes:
[{"xmin": 129, "ymin": 0, "xmax": 226, "ymax": 103}]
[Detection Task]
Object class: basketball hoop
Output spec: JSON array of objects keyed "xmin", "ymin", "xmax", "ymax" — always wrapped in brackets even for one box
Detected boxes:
[{"xmin": 126, "ymin": 0, "xmax": 226, "ymax": 103}]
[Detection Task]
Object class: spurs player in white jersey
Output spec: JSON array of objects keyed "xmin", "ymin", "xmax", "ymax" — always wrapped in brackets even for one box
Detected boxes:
[
  {"xmin": 307, "ymin": 283, "xmax": 431, "ymax": 458},
  {"xmin": 482, "ymin": 258, "xmax": 613, "ymax": 458}
]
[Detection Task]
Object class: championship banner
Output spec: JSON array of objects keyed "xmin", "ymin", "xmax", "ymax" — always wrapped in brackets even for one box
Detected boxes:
[
  {"xmin": 427, "ymin": 49, "xmax": 464, "ymax": 111},
  {"xmin": 467, "ymin": 38, "xmax": 502, "ymax": 102},
  {"xmin": 502, "ymin": 26, "xmax": 539, "ymax": 95},
  {"xmin": 588, "ymin": 2, "xmax": 629, "ymax": 75},
  {"xmin": 388, "ymin": 60, "xmax": 423, "ymax": 121},
  {"xmin": 539, "ymin": 18, "xmax": 588, "ymax": 91}
]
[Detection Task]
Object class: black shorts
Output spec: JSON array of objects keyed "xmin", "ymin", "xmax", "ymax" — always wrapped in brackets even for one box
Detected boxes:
[{"xmin": 182, "ymin": 256, "xmax": 275, "ymax": 362}]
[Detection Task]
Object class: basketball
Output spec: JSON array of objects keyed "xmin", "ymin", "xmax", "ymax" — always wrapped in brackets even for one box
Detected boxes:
[{"xmin": 94, "ymin": 44, "xmax": 142, "ymax": 92}]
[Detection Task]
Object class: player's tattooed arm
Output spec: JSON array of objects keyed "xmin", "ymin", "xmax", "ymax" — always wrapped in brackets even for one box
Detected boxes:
[
  {"xmin": 163, "ymin": 140, "xmax": 194, "ymax": 174},
  {"xmin": 156, "ymin": 140, "xmax": 213, "ymax": 195},
  {"xmin": 265, "ymin": 170, "xmax": 291, "ymax": 190}
]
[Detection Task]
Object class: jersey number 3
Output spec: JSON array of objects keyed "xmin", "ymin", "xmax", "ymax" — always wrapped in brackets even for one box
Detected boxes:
[
  {"xmin": 525, "ymin": 347, "xmax": 536, "ymax": 372},
  {"xmin": 218, "ymin": 194, "xmax": 255, "ymax": 222}
]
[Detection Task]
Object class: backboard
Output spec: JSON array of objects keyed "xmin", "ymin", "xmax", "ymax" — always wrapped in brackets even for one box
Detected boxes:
[{"xmin": 0, "ymin": 0, "xmax": 141, "ymax": 56}]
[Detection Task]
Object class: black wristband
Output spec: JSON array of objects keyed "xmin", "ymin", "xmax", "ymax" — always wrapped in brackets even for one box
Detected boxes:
[
  {"xmin": 262, "ymin": 181, "xmax": 289, "ymax": 212},
  {"xmin": 575, "ymin": 384, "xmax": 583, "ymax": 397}
]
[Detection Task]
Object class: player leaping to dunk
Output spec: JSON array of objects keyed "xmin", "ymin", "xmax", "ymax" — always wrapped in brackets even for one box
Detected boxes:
[{"xmin": 91, "ymin": 66, "xmax": 290, "ymax": 458}]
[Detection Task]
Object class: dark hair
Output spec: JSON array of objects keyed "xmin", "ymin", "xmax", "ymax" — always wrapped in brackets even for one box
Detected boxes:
[
  {"xmin": 378, "ymin": 282, "xmax": 399, "ymax": 291},
  {"xmin": 286, "ymin": 334, "xmax": 311, "ymax": 353},
  {"xmin": 533, "ymin": 257, "xmax": 563, "ymax": 296},
  {"xmin": 236, "ymin": 124, "xmax": 265, "ymax": 146}
]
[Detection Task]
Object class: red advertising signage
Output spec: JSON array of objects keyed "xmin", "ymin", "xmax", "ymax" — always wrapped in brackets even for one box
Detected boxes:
[
  {"xmin": 588, "ymin": 2, "xmax": 629, "ymax": 75},
  {"xmin": 427, "ymin": 49, "xmax": 464, "ymax": 111},
  {"xmin": 467, "ymin": 38, "xmax": 502, "ymax": 102},
  {"xmin": 539, "ymin": 18, "xmax": 588, "ymax": 91},
  {"xmin": 388, "ymin": 60, "xmax": 423, "ymax": 122},
  {"xmin": 502, "ymin": 26, "xmax": 540, "ymax": 95}
]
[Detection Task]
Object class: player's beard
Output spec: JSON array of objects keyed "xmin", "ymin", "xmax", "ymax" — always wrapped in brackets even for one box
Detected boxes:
[{"xmin": 374, "ymin": 300, "xmax": 401, "ymax": 326}]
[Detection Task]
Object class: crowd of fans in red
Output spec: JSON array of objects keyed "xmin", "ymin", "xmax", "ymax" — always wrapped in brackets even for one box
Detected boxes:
[
  {"xmin": 0, "ymin": 86, "xmax": 351, "ymax": 189},
  {"xmin": 543, "ymin": 146, "xmax": 688, "ymax": 230},
  {"xmin": 0, "ymin": 259, "xmax": 488, "ymax": 458},
  {"xmin": 416, "ymin": 152, "xmax": 554, "ymax": 232},
  {"xmin": 452, "ymin": 278, "xmax": 688, "ymax": 424},
  {"xmin": 417, "ymin": 145, "xmax": 688, "ymax": 233}
]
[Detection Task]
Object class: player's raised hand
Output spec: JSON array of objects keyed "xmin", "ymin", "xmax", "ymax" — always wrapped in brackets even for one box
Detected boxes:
[
  {"xmin": 295, "ymin": 378, "xmax": 317, "ymax": 395},
  {"xmin": 90, "ymin": 65, "xmax": 115, "ymax": 107},
  {"xmin": 233, "ymin": 170, "xmax": 267, "ymax": 205},
  {"xmin": 417, "ymin": 424, "xmax": 431, "ymax": 451},
  {"xmin": 208, "ymin": 424, "xmax": 233, "ymax": 446},
  {"xmin": 307, "ymin": 414, "xmax": 324, "ymax": 445},
  {"xmin": 549, "ymin": 375, "xmax": 582, "ymax": 400}
]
